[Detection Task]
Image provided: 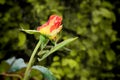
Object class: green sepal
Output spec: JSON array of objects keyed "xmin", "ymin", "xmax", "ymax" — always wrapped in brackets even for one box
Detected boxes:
[
  {"xmin": 21, "ymin": 28, "xmax": 40, "ymax": 34},
  {"xmin": 39, "ymin": 35, "xmax": 49, "ymax": 50}
]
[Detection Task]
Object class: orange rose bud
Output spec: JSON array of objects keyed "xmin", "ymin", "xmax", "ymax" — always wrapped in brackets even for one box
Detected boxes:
[{"xmin": 37, "ymin": 15, "xmax": 62, "ymax": 39}]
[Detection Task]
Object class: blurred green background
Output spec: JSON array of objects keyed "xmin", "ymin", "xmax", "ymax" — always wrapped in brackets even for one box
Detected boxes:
[{"xmin": 0, "ymin": 0, "xmax": 120, "ymax": 80}]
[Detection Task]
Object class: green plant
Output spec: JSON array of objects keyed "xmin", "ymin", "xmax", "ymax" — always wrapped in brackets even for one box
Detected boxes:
[{"xmin": 22, "ymin": 14, "xmax": 77, "ymax": 80}]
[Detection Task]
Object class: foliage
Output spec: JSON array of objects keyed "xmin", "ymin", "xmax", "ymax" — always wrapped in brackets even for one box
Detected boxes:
[
  {"xmin": 0, "ymin": 57, "xmax": 43, "ymax": 80},
  {"xmin": 0, "ymin": 0, "xmax": 120, "ymax": 80}
]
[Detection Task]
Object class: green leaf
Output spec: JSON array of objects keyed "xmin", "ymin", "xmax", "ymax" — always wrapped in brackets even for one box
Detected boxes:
[
  {"xmin": 0, "ymin": 0, "xmax": 5, "ymax": 4},
  {"xmin": 6, "ymin": 57, "xmax": 26, "ymax": 72},
  {"xmin": 38, "ymin": 37, "xmax": 78, "ymax": 61},
  {"xmin": 102, "ymin": 1, "xmax": 113, "ymax": 9},
  {"xmin": 105, "ymin": 50, "xmax": 116, "ymax": 62},
  {"xmin": 32, "ymin": 65, "xmax": 56, "ymax": 80},
  {"xmin": 62, "ymin": 58, "xmax": 79, "ymax": 69},
  {"xmin": 30, "ymin": 69, "xmax": 43, "ymax": 80},
  {"xmin": 0, "ymin": 61, "xmax": 10, "ymax": 73},
  {"xmin": 100, "ymin": 8, "xmax": 112, "ymax": 18},
  {"xmin": 6, "ymin": 57, "xmax": 16, "ymax": 65},
  {"xmin": 18, "ymin": 32, "xmax": 26, "ymax": 47}
]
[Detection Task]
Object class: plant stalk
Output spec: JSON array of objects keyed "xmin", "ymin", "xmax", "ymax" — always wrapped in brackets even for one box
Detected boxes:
[{"xmin": 23, "ymin": 40, "xmax": 41, "ymax": 80}]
